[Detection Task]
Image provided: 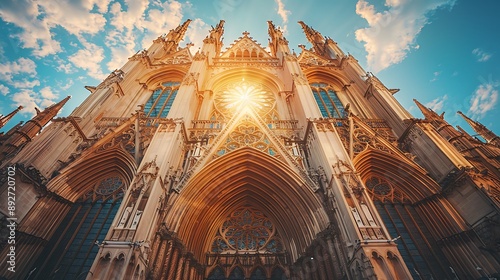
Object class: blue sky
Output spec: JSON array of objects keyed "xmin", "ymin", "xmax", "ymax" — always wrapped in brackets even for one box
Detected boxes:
[{"xmin": 0, "ymin": 0, "xmax": 499, "ymax": 139}]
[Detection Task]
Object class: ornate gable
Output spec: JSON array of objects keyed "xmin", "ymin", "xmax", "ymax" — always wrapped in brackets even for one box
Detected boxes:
[
  {"xmin": 297, "ymin": 49, "xmax": 334, "ymax": 66},
  {"xmin": 220, "ymin": 32, "xmax": 273, "ymax": 59},
  {"xmin": 153, "ymin": 46, "xmax": 193, "ymax": 65}
]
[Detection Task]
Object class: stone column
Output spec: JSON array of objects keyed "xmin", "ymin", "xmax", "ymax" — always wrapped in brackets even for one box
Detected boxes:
[
  {"xmin": 314, "ymin": 245, "xmax": 328, "ymax": 280},
  {"xmin": 166, "ymin": 244, "xmax": 180, "ymax": 280},
  {"xmin": 182, "ymin": 254, "xmax": 191, "ymax": 280},
  {"xmin": 159, "ymin": 240, "xmax": 174, "ymax": 279},
  {"xmin": 174, "ymin": 251, "xmax": 185, "ymax": 280},
  {"xmin": 326, "ymin": 235, "xmax": 344, "ymax": 279},
  {"xmin": 151, "ymin": 237, "xmax": 165, "ymax": 278},
  {"xmin": 321, "ymin": 243, "xmax": 335, "ymax": 279}
]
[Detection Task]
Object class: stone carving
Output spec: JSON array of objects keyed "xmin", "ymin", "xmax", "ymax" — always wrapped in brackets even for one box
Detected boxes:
[
  {"xmin": 182, "ymin": 72, "xmax": 199, "ymax": 86},
  {"xmin": 291, "ymin": 73, "xmax": 308, "ymax": 85},
  {"xmin": 96, "ymin": 70, "xmax": 125, "ymax": 90}
]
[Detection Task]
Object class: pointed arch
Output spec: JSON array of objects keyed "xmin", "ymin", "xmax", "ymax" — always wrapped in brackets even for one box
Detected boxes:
[
  {"xmin": 229, "ymin": 266, "xmax": 245, "ymax": 280},
  {"xmin": 207, "ymin": 266, "xmax": 225, "ymax": 280},
  {"xmin": 371, "ymin": 251, "xmax": 392, "ymax": 279},
  {"xmin": 387, "ymin": 251, "xmax": 409, "ymax": 278},
  {"xmin": 354, "ymin": 148, "xmax": 440, "ymax": 203},
  {"xmin": 136, "ymin": 67, "xmax": 187, "ymax": 89},
  {"xmin": 47, "ymin": 145, "xmax": 136, "ymax": 202},
  {"xmin": 250, "ymin": 266, "xmax": 267, "ymax": 279},
  {"xmin": 93, "ymin": 253, "xmax": 111, "ymax": 279},
  {"xmin": 271, "ymin": 267, "xmax": 287, "ymax": 280},
  {"xmin": 165, "ymin": 147, "xmax": 329, "ymax": 262},
  {"xmin": 303, "ymin": 68, "xmax": 351, "ymax": 90}
]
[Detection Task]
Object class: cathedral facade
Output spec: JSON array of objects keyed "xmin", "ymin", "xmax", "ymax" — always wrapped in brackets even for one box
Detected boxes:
[{"xmin": 1, "ymin": 20, "xmax": 500, "ymax": 280}]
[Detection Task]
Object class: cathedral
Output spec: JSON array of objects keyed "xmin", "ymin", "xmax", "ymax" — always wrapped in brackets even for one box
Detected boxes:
[{"xmin": 1, "ymin": 19, "xmax": 500, "ymax": 280}]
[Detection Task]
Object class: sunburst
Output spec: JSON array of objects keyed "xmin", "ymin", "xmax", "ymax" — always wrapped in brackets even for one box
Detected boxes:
[{"xmin": 215, "ymin": 81, "xmax": 275, "ymax": 116}]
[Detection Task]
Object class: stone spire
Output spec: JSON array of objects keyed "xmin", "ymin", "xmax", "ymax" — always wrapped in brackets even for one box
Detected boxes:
[
  {"xmin": 298, "ymin": 21, "xmax": 326, "ymax": 56},
  {"xmin": 161, "ymin": 19, "xmax": 192, "ymax": 54},
  {"xmin": 166, "ymin": 19, "xmax": 191, "ymax": 50},
  {"xmin": 204, "ymin": 20, "xmax": 225, "ymax": 54},
  {"xmin": 0, "ymin": 106, "xmax": 23, "ymax": 129},
  {"xmin": 413, "ymin": 99, "xmax": 444, "ymax": 122},
  {"xmin": 0, "ymin": 96, "xmax": 70, "ymax": 161},
  {"xmin": 457, "ymin": 111, "xmax": 500, "ymax": 146},
  {"xmin": 267, "ymin": 20, "xmax": 288, "ymax": 56}
]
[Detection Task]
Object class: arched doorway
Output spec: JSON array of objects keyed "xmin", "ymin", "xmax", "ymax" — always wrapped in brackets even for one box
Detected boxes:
[
  {"xmin": 160, "ymin": 147, "xmax": 331, "ymax": 279},
  {"xmin": 206, "ymin": 207, "xmax": 288, "ymax": 279}
]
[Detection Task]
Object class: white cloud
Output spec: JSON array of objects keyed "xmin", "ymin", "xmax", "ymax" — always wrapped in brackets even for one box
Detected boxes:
[
  {"xmin": 0, "ymin": 0, "xmax": 61, "ymax": 56},
  {"xmin": 105, "ymin": 0, "xmax": 193, "ymax": 71},
  {"xmin": 430, "ymin": 71, "xmax": 441, "ymax": 82},
  {"xmin": 39, "ymin": 1, "xmax": 107, "ymax": 35},
  {"xmin": 58, "ymin": 80, "xmax": 74, "ymax": 91},
  {"xmin": 106, "ymin": 28, "xmax": 137, "ymax": 71},
  {"xmin": 472, "ymin": 48, "xmax": 492, "ymax": 62},
  {"xmin": 56, "ymin": 62, "xmax": 74, "ymax": 74},
  {"xmin": 355, "ymin": 0, "xmax": 455, "ymax": 72},
  {"xmin": 0, "ymin": 57, "xmax": 37, "ymax": 83},
  {"xmin": 275, "ymin": 0, "xmax": 290, "ymax": 23},
  {"xmin": 11, "ymin": 86, "xmax": 60, "ymax": 116},
  {"xmin": 40, "ymin": 86, "xmax": 58, "ymax": 100},
  {"xmin": 468, "ymin": 82, "xmax": 498, "ymax": 119},
  {"xmin": 425, "ymin": 94, "xmax": 447, "ymax": 112},
  {"xmin": 11, "ymin": 90, "xmax": 39, "ymax": 116},
  {"xmin": 274, "ymin": 0, "xmax": 291, "ymax": 34},
  {"xmin": 68, "ymin": 41, "xmax": 106, "ymax": 80},
  {"xmin": 0, "ymin": 0, "xmax": 199, "ymax": 77},
  {"xmin": 139, "ymin": 0, "xmax": 184, "ymax": 49},
  {"xmin": 0, "ymin": 84, "xmax": 9, "ymax": 95},
  {"xmin": 186, "ymin": 18, "xmax": 211, "ymax": 54},
  {"xmin": 50, "ymin": 56, "xmax": 76, "ymax": 74},
  {"xmin": 12, "ymin": 79, "xmax": 40, "ymax": 89},
  {"xmin": 0, "ymin": 0, "xmax": 109, "ymax": 57}
]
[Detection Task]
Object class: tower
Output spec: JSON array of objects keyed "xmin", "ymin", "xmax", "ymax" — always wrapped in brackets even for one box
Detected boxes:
[
  {"xmin": 0, "ymin": 97, "xmax": 69, "ymax": 163},
  {"xmin": 0, "ymin": 106, "xmax": 23, "ymax": 130},
  {"xmin": 1, "ymin": 20, "xmax": 499, "ymax": 280}
]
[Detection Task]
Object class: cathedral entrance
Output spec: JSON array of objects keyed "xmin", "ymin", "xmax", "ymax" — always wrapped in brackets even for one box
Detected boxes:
[
  {"xmin": 160, "ymin": 147, "xmax": 331, "ymax": 280},
  {"xmin": 205, "ymin": 207, "xmax": 289, "ymax": 280}
]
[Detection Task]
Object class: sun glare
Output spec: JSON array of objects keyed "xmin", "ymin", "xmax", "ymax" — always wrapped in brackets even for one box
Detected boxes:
[{"xmin": 215, "ymin": 80, "xmax": 275, "ymax": 117}]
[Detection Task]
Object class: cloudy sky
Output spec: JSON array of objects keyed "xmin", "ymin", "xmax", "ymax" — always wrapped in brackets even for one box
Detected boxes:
[{"xmin": 0, "ymin": 0, "xmax": 499, "ymax": 138}]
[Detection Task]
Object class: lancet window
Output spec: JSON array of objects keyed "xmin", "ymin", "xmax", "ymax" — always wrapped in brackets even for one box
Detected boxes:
[
  {"xmin": 31, "ymin": 177, "xmax": 125, "ymax": 278},
  {"xmin": 365, "ymin": 176, "xmax": 447, "ymax": 279},
  {"xmin": 310, "ymin": 83, "xmax": 345, "ymax": 118},
  {"xmin": 144, "ymin": 81, "xmax": 180, "ymax": 118}
]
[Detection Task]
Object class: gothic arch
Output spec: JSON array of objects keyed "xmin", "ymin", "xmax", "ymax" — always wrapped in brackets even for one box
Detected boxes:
[
  {"xmin": 354, "ymin": 148, "xmax": 440, "ymax": 203},
  {"xmin": 303, "ymin": 68, "xmax": 351, "ymax": 90},
  {"xmin": 136, "ymin": 67, "xmax": 187, "ymax": 90},
  {"xmin": 164, "ymin": 147, "xmax": 329, "ymax": 262},
  {"xmin": 353, "ymin": 148, "xmax": 474, "ymax": 278},
  {"xmin": 93, "ymin": 252, "xmax": 112, "ymax": 279},
  {"xmin": 370, "ymin": 250, "xmax": 392, "ymax": 279},
  {"xmin": 47, "ymin": 145, "xmax": 136, "ymax": 202}
]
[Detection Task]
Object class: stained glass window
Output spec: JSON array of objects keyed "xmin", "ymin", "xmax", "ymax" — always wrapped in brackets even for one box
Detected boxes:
[
  {"xmin": 229, "ymin": 267, "xmax": 245, "ymax": 280},
  {"xmin": 271, "ymin": 267, "xmax": 287, "ymax": 280},
  {"xmin": 144, "ymin": 81, "xmax": 180, "ymax": 118},
  {"xmin": 208, "ymin": 267, "xmax": 226, "ymax": 280},
  {"xmin": 250, "ymin": 267, "xmax": 266, "ymax": 280},
  {"xmin": 310, "ymin": 83, "xmax": 345, "ymax": 118},
  {"xmin": 211, "ymin": 207, "xmax": 283, "ymax": 253},
  {"xmin": 30, "ymin": 177, "xmax": 124, "ymax": 279}
]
